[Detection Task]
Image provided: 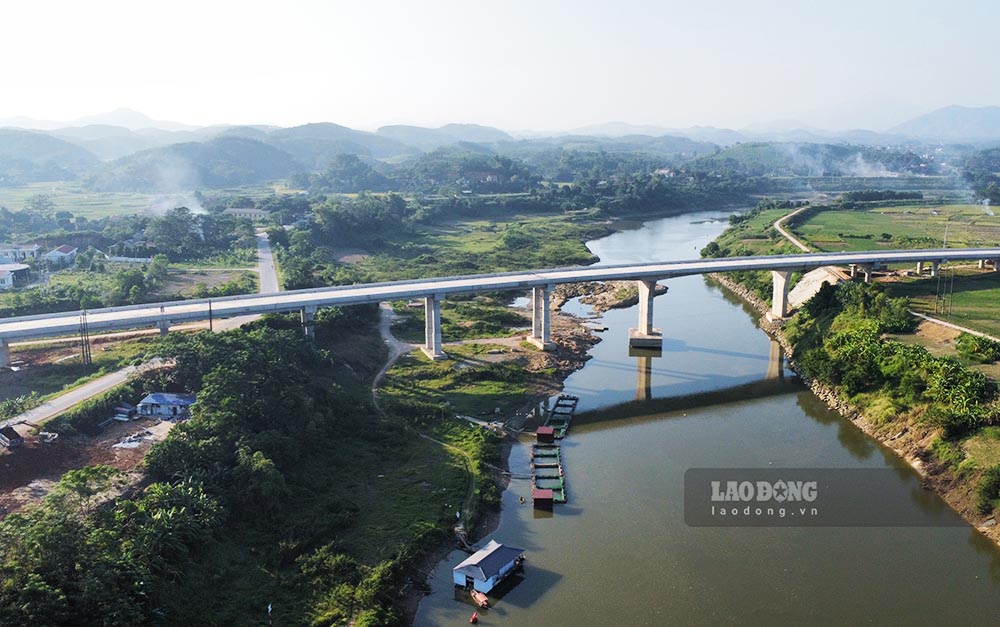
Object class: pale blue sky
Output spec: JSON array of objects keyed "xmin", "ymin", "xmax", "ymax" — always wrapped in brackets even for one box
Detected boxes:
[{"xmin": 3, "ymin": 0, "xmax": 997, "ymax": 131}]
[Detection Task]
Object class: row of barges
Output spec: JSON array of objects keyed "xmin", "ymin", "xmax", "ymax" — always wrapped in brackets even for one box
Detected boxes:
[{"xmin": 531, "ymin": 394, "xmax": 578, "ymax": 509}]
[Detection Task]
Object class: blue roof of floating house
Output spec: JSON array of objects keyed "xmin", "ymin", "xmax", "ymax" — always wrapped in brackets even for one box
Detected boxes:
[
  {"xmin": 138, "ymin": 393, "xmax": 197, "ymax": 406},
  {"xmin": 453, "ymin": 540, "xmax": 524, "ymax": 581}
]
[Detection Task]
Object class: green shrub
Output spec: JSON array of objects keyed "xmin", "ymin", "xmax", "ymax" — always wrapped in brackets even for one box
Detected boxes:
[
  {"xmin": 930, "ymin": 436, "xmax": 966, "ymax": 472},
  {"xmin": 976, "ymin": 465, "xmax": 1000, "ymax": 514},
  {"xmin": 956, "ymin": 333, "xmax": 1000, "ymax": 363}
]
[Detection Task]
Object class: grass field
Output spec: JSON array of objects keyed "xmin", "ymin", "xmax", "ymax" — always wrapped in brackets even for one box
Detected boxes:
[
  {"xmin": 791, "ymin": 204, "xmax": 1000, "ymax": 252},
  {"xmin": 0, "ymin": 336, "xmax": 154, "ymax": 403},
  {"xmin": 381, "ymin": 345, "xmax": 530, "ymax": 417},
  {"xmin": 390, "ymin": 296, "xmax": 529, "ymax": 343},
  {"xmin": 0, "ymin": 181, "xmax": 285, "ymax": 219},
  {"xmin": 712, "ymin": 207, "xmax": 803, "ymax": 257},
  {"xmin": 347, "ymin": 213, "xmax": 608, "ymax": 282},
  {"xmin": 0, "ymin": 182, "xmax": 157, "ymax": 218},
  {"xmin": 889, "ymin": 270, "xmax": 1000, "ymax": 338}
]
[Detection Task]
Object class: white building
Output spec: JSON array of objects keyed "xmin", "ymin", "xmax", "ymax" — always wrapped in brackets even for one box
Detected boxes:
[
  {"xmin": 223, "ymin": 207, "xmax": 270, "ymax": 222},
  {"xmin": 42, "ymin": 245, "xmax": 78, "ymax": 268},
  {"xmin": 0, "ymin": 243, "xmax": 40, "ymax": 263},
  {"xmin": 0, "ymin": 264, "xmax": 30, "ymax": 290},
  {"xmin": 137, "ymin": 393, "xmax": 197, "ymax": 418}
]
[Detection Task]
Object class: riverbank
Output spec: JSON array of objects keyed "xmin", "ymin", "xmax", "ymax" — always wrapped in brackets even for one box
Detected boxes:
[
  {"xmin": 390, "ymin": 308, "xmax": 599, "ymax": 626},
  {"xmin": 708, "ymin": 271, "xmax": 1000, "ymax": 543}
]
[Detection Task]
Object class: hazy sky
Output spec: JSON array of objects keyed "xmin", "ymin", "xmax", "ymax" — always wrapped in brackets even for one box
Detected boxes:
[{"xmin": 3, "ymin": 0, "xmax": 998, "ymax": 132}]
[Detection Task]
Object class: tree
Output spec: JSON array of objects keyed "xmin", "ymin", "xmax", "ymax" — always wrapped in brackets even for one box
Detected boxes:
[
  {"xmin": 24, "ymin": 194, "xmax": 56, "ymax": 214},
  {"xmin": 145, "ymin": 207, "xmax": 199, "ymax": 259}
]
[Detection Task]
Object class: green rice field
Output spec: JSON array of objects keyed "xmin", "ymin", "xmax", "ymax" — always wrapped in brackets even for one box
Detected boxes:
[{"xmin": 791, "ymin": 204, "xmax": 1000, "ymax": 252}]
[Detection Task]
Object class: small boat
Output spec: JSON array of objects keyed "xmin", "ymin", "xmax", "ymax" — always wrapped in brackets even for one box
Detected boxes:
[{"xmin": 470, "ymin": 590, "xmax": 489, "ymax": 608}]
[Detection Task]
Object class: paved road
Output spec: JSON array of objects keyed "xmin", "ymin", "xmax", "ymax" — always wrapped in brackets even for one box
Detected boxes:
[
  {"xmin": 1, "ymin": 247, "xmax": 998, "ymax": 343},
  {"xmin": 1, "ymin": 359, "xmax": 167, "ymax": 430},
  {"xmin": 1, "ymin": 232, "xmax": 282, "ymax": 428},
  {"xmin": 256, "ymin": 230, "xmax": 280, "ymax": 294}
]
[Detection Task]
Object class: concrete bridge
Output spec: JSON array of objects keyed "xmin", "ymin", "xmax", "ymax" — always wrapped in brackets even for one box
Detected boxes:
[{"xmin": 0, "ymin": 247, "xmax": 997, "ymax": 366}]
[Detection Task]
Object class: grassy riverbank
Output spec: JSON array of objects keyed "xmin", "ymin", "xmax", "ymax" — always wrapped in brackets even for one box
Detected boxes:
[{"xmin": 705, "ymin": 201, "xmax": 1000, "ymax": 542}]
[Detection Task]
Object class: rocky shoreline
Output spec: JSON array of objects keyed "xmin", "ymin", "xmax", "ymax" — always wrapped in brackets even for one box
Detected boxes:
[
  {"xmin": 707, "ymin": 272, "xmax": 1000, "ymax": 543},
  {"xmin": 552, "ymin": 280, "xmax": 667, "ymax": 313}
]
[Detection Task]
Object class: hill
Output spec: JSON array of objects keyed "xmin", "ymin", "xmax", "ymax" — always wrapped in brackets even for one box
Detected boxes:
[
  {"xmin": 437, "ymin": 123, "xmax": 512, "ymax": 143},
  {"xmin": 890, "ymin": 105, "xmax": 1000, "ymax": 142},
  {"xmin": 71, "ymin": 108, "xmax": 199, "ymax": 132},
  {"xmin": 690, "ymin": 142, "xmax": 937, "ymax": 177},
  {"xmin": 86, "ymin": 136, "xmax": 300, "ymax": 192},
  {"xmin": 50, "ymin": 125, "xmax": 159, "ymax": 160},
  {"xmin": 263, "ymin": 123, "xmax": 417, "ymax": 167},
  {"xmin": 376, "ymin": 125, "xmax": 466, "ymax": 150},
  {"xmin": 0, "ymin": 129, "xmax": 100, "ymax": 184}
]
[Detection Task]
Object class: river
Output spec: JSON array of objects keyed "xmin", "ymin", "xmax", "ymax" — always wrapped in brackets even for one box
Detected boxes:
[{"xmin": 413, "ymin": 211, "xmax": 1000, "ymax": 626}]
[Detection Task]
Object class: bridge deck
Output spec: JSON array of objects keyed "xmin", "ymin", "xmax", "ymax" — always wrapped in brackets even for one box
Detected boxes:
[{"xmin": 0, "ymin": 248, "xmax": 997, "ymax": 342}]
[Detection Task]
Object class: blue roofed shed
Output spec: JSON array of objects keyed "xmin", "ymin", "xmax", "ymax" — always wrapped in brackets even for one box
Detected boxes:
[
  {"xmin": 452, "ymin": 540, "xmax": 525, "ymax": 593},
  {"xmin": 137, "ymin": 393, "xmax": 197, "ymax": 418}
]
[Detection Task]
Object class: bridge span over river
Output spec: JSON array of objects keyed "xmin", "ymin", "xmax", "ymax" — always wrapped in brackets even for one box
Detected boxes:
[{"xmin": 0, "ymin": 248, "xmax": 997, "ymax": 366}]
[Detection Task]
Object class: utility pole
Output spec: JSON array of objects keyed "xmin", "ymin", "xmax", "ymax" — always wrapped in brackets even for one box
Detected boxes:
[
  {"xmin": 948, "ymin": 268, "xmax": 956, "ymax": 315},
  {"xmin": 79, "ymin": 310, "xmax": 92, "ymax": 366}
]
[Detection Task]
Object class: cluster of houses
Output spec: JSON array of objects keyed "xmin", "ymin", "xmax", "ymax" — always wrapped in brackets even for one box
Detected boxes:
[{"xmin": 0, "ymin": 242, "xmax": 79, "ymax": 290}]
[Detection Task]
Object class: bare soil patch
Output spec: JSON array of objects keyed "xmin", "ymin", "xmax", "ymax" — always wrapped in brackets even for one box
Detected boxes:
[
  {"xmin": 159, "ymin": 268, "xmax": 247, "ymax": 296},
  {"xmin": 0, "ymin": 417, "xmax": 166, "ymax": 517},
  {"xmin": 330, "ymin": 248, "xmax": 371, "ymax": 264}
]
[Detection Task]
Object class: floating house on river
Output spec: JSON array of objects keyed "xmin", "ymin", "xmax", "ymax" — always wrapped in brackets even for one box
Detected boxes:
[{"xmin": 452, "ymin": 540, "xmax": 525, "ymax": 593}]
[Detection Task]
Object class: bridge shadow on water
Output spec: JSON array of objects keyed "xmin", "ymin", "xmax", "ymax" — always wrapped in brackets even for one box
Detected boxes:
[{"xmin": 570, "ymin": 375, "xmax": 806, "ymax": 434}]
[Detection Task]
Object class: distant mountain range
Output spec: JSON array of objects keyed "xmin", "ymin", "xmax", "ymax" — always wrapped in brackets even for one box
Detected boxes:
[
  {"xmin": 888, "ymin": 105, "xmax": 1000, "ymax": 142},
  {"xmin": 1, "ymin": 105, "xmax": 999, "ymax": 191}
]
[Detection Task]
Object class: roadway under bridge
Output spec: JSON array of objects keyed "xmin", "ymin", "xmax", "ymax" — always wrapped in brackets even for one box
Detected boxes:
[{"xmin": 0, "ymin": 248, "xmax": 997, "ymax": 366}]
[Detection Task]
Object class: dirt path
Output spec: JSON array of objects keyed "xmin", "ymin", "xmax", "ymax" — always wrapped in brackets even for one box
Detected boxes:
[
  {"xmin": 909, "ymin": 310, "xmax": 1000, "ymax": 342},
  {"xmin": 773, "ymin": 205, "xmax": 813, "ymax": 253},
  {"xmin": 772, "ymin": 206, "xmax": 848, "ymax": 305},
  {"xmin": 371, "ymin": 303, "xmax": 419, "ymax": 393},
  {"xmin": 369, "ymin": 302, "xmax": 479, "ymax": 524}
]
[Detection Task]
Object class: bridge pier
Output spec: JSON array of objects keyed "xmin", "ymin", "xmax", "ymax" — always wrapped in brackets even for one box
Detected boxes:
[
  {"xmin": 421, "ymin": 295, "xmax": 446, "ymax": 360},
  {"xmin": 0, "ymin": 339, "xmax": 8, "ymax": 368},
  {"xmin": 157, "ymin": 320, "xmax": 170, "ymax": 336},
  {"xmin": 994, "ymin": 260, "xmax": 999, "ymax": 273},
  {"xmin": 301, "ymin": 305, "xmax": 317, "ymax": 338},
  {"xmin": 915, "ymin": 261, "xmax": 925, "ymax": 275},
  {"xmin": 930, "ymin": 262, "xmax": 940, "ymax": 278},
  {"xmin": 527, "ymin": 285, "xmax": 555, "ymax": 350},
  {"xmin": 770, "ymin": 270, "xmax": 791, "ymax": 319},
  {"xmin": 628, "ymin": 279, "xmax": 662, "ymax": 348}
]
